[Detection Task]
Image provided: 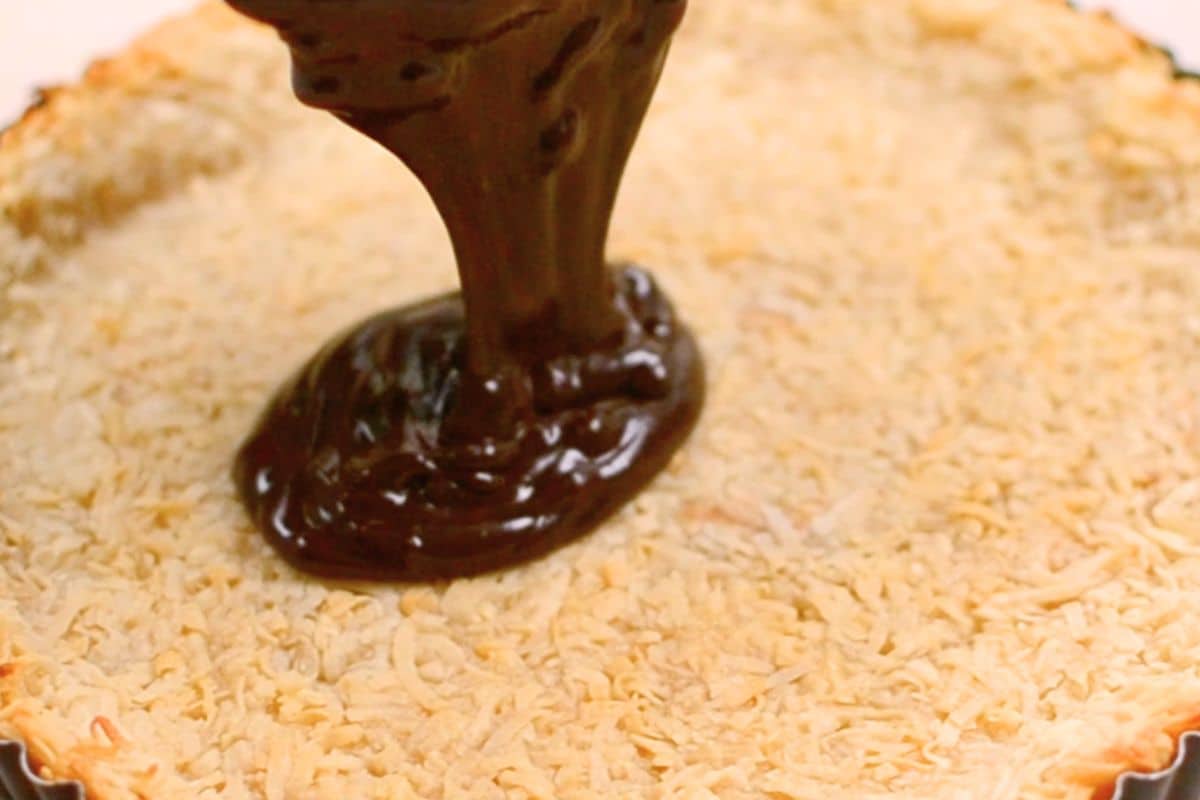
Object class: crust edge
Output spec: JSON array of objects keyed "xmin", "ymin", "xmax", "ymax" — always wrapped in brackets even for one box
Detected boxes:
[{"xmin": 0, "ymin": 1, "xmax": 288, "ymax": 299}]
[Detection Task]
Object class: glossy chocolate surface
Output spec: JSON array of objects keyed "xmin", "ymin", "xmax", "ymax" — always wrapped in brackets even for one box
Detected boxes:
[{"xmin": 226, "ymin": 0, "xmax": 703, "ymax": 580}]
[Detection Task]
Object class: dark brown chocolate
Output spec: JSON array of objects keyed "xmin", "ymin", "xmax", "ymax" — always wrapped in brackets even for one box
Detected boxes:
[{"xmin": 226, "ymin": 0, "xmax": 703, "ymax": 580}]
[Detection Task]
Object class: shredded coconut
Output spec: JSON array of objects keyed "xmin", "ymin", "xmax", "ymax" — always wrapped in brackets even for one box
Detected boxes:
[{"xmin": 2, "ymin": 1, "xmax": 1200, "ymax": 798}]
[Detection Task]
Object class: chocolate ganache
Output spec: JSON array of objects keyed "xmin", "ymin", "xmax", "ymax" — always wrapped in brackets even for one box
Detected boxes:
[{"xmin": 226, "ymin": 0, "xmax": 704, "ymax": 581}]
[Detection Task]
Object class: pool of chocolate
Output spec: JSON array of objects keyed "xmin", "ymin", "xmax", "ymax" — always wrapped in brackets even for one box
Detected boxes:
[{"xmin": 226, "ymin": 0, "xmax": 703, "ymax": 580}]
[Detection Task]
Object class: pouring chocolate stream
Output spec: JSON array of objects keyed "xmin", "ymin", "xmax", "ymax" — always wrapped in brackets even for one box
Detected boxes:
[{"xmin": 227, "ymin": 0, "xmax": 703, "ymax": 581}]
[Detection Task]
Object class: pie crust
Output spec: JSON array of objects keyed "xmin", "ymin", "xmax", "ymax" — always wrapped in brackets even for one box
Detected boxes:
[{"xmin": 2, "ymin": 2, "xmax": 1200, "ymax": 798}]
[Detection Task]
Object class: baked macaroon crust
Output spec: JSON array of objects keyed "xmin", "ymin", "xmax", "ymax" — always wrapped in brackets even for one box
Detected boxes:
[{"xmin": 3, "ymin": 1, "xmax": 1200, "ymax": 798}]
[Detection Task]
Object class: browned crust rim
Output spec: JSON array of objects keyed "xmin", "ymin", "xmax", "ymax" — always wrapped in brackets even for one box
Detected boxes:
[
  {"xmin": 1060, "ymin": 0, "xmax": 1200, "ymax": 82},
  {"xmin": 0, "ymin": 3, "xmax": 254, "ymax": 149},
  {"xmin": 1, "ymin": 0, "xmax": 1198, "ymax": 281},
  {"xmin": 0, "ymin": 739, "xmax": 83, "ymax": 800},
  {"xmin": 0, "ymin": 1, "xmax": 283, "ymax": 303},
  {"xmin": 2, "ymin": 0, "xmax": 1199, "ymax": 201}
]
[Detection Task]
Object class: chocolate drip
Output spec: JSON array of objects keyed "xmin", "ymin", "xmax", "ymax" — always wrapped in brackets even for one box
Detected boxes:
[{"xmin": 227, "ymin": 0, "xmax": 703, "ymax": 581}]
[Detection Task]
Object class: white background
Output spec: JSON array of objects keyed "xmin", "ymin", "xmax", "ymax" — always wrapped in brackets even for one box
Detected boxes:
[{"xmin": 0, "ymin": 1, "xmax": 1198, "ymax": 125}]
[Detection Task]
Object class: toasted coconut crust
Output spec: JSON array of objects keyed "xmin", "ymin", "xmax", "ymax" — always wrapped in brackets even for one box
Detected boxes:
[{"xmin": 2, "ymin": 2, "xmax": 1200, "ymax": 798}]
